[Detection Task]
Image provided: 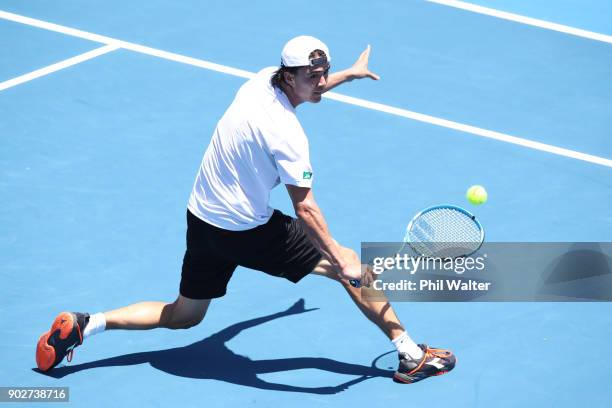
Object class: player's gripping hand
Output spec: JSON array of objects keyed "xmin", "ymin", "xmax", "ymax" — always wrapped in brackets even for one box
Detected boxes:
[
  {"xmin": 361, "ymin": 264, "xmax": 375, "ymax": 287},
  {"xmin": 339, "ymin": 262, "xmax": 361, "ymax": 281},
  {"xmin": 340, "ymin": 263, "xmax": 374, "ymax": 287}
]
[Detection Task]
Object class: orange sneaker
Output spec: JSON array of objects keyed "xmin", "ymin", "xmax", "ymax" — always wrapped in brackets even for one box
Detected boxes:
[
  {"xmin": 393, "ymin": 344, "xmax": 456, "ymax": 384},
  {"xmin": 36, "ymin": 312, "xmax": 89, "ymax": 372}
]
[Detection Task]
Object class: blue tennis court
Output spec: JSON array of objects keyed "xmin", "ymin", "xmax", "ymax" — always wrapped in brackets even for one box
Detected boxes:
[{"xmin": 2, "ymin": 1, "xmax": 612, "ymax": 406}]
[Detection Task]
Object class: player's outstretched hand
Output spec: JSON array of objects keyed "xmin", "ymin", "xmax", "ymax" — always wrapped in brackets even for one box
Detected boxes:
[{"xmin": 349, "ymin": 45, "xmax": 380, "ymax": 81}]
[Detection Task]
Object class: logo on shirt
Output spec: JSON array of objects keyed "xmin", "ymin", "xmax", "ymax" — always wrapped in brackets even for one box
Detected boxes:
[{"xmin": 302, "ymin": 171, "xmax": 313, "ymax": 180}]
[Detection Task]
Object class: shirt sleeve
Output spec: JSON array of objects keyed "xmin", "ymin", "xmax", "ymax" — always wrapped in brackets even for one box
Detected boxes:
[{"xmin": 271, "ymin": 122, "xmax": 314, "ymax": 188}]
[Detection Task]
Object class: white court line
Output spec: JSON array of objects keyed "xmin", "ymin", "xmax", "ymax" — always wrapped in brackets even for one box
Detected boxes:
[
  {"xmin": 324, "ymin": 92, "xmax": 612, "ymax": 167},
  {"xmin": 0, "ymin": 10, "xmax": 255, "ymax": 79},
  {"xmin": 1, "ymin": 9, "xmax": 611, "ymax": 168},
  {"xmin": 0, "ymin": 44, "xmax": 119, "ymax": 91},
  {"xmin": 428, "ymin": 0, "xmax": 612, "ymax": 44}
]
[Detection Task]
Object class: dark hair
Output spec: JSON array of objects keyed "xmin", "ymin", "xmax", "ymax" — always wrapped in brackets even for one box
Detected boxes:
[
  {"xmin": 270, "ymin": 65, "xmax": 299, "ymax": 89},
  {"xmin": 270, "ymin": 49, "xmax": 327, "ymax": 89}
]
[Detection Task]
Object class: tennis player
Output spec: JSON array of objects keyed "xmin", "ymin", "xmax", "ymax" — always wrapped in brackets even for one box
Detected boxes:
[{"xmin": 36, "ymin": 36, "xmax": 455, "ymax": 384}]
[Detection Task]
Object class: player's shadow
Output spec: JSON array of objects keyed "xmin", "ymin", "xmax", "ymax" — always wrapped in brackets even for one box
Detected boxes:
[{"xmin": 36, "ymin": 299, "xmax": 393, "ymax": 394}]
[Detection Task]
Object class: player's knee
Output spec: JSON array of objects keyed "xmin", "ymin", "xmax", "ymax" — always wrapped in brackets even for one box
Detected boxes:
[{"xmin": 161, "ymin": 302, "xmax": 205, "ymax": 330}]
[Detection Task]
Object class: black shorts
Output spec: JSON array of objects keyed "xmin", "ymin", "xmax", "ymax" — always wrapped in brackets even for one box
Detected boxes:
[{"xmin": 180, "ymin": 209, "xmax": 323, "ymax": 299}]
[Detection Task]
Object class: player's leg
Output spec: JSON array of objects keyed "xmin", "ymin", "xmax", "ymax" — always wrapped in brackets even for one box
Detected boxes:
[
  {"xmin": 104, "ymin": 295, "xmax": 211, "ymax": 330},
  {"xmin": 312, "ymin": 245, "xmax": 456, "ymax": 384},
  {"xmin": 35, "ymin": 210, "xmax": 236, "ymax": 372},
  {"xmin": 35, "ymin": 295, "xmax": 211, "ymax": 372},
  {"xmin": 311, "ymin": 246, "xmax": 404, "ymax": 340}
]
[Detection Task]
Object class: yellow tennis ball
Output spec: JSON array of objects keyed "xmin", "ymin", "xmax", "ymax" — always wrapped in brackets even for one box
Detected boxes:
[{"xmin": 466, "ymin": 185, "xmax": 488, "ymax": 205}]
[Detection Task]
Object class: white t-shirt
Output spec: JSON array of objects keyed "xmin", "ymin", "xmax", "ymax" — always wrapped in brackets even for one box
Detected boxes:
[{"xmin": 188, "ymin": 67, "xmax": 314, "ymax": 231}]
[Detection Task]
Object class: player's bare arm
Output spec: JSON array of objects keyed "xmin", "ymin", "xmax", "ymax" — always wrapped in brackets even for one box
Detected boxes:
[{"xmin": 285, "ymin": 184, "xmax": 361, "ymax": 282}]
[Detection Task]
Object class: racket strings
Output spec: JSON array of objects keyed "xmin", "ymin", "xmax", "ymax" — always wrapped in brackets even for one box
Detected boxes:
[{"xmin": 407, "ymin": 207, "xmax": 482, "ymax": 257}]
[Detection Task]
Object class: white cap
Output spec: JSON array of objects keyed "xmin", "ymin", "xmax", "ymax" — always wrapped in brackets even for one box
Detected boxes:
[{"xmin": 280, "ymin": 35, "xmax": 331, "ymax": 67}]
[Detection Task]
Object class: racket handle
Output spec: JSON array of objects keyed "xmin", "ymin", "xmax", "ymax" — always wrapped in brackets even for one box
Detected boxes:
[{"xmin": 349, "ymin": 279, "xmax": 361, "ymax": 288}]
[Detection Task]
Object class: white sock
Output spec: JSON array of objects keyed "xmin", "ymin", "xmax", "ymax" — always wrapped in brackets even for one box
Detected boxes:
[
  {"xmin": 83, "ymin": 313, "xmax": 106, "ymax": 339},
  {"xmin": 392, "ymin": 331, "xmax": 424, "ymax": 360}
]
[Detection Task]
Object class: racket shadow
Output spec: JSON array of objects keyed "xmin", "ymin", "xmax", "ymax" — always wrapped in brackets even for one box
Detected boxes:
[{"xmin": 34, "ymin": 299, "xmax": 394, "ymax": 394}]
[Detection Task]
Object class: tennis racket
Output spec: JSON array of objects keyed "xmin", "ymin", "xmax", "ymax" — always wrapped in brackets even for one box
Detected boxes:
[{"xmin": 349, "ymin": 204, "xmax": 485, "ymax": 288}]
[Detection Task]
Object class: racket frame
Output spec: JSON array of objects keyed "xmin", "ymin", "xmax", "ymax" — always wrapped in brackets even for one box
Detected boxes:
[
  {"xmin": 403, "ymin": 204, "xmax": 485, "ymax": 258},
  {"xmin": 350, "ymin": 204, "xmax": 485, "ymax": 288}
]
